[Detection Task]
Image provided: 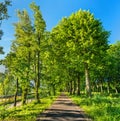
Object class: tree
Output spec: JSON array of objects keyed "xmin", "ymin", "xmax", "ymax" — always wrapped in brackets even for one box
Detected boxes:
[
  {"xmin": 30, "ymin": 2, "xmax": 46, "ymax": 103},
  {"xmin": 0, "ymin": 0, "xmax": 11, "ymax": 53},
  {"xmin": 106, "ymin": 41, "xmax": 120, "ymax": 93},
  {"xmin": 50, "ymin": 10, "xmax": 110, "ymax": 97},
  {"xmin": 11, "ymin": 10, "xmax": 34, "ymax": 105},
  {"xmin": 4, "ymin": 2, "xmax": 46, "ymax": 104},
  {"xmin": 3, "ymin": 52, "xmax": 19, "ymax": 106}
]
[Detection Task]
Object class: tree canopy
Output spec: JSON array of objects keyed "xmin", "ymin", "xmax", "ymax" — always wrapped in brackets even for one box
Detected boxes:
[{"xmin": 1, "ymin": 2, "xmax": 120, "ymax": 106}]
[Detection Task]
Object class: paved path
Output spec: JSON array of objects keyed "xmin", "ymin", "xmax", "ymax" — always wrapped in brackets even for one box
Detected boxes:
[{"xmin": 37, "ymin": 93, "xmax": 91, "ymax": 121}]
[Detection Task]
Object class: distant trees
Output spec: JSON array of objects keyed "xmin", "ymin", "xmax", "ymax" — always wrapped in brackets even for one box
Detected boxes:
[{"xmin": 106, "ymin": 41, "xmax": 120, "ymax": 93}]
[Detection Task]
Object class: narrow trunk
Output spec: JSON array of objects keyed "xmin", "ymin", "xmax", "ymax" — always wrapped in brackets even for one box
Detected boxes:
[
  {"xmin": 14, "ymin": 78, "xmax": 18, "ymax": 107},
  {"xmin": 77, "ymin": 73, "xmax": 80, "ymax": 95},
  {"xmin": 73, "ymin": 80, "xmax": 76, "ymax": 95},
  {"xmin": 35, "ymin": 81, "xmax": 40, "ymax": 103},
  {"xmin": 115, "ymin": 87, "xmax": 118, "ymax": 94},
  {"xmin": 22, "ymin": 88, "xmax": 28, "ymax": 105},
  {"xmin": 107, "ymin": 81, "xmax": 110, "ymax": 94},
  {"xmin": 34, "ymin": 52, "xmax": 37, "ymax": 99},
  {"xmin": 67, "ymin": 82, "xmax": 70, "ymax": 93},
  {"xmin": 100, "ymin": 79, "xmax": 103, "ymax": 93},
  {"xmin": 70, "ymin": 80, "xmax": 73, "ymax": 95},
  {"xmin": 36, "ymin": 37, "xmax": 40, "ymax": 103},
  {"xmin": 53, "ymin": 84, "xmax": 56, "ymax": 96},
  {"xmin": 48, "ymin": 85, "xmax": 51, "ymax": 96},
  {"xmin": 84, "ymin": 62, "xmax": 91, "ymax": 97},
  {"xmin": 100, "ymin": 84, "xmax": 103, "ymax": 93}
]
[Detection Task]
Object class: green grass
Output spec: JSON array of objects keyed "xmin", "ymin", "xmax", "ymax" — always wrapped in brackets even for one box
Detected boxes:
[
  {"xmin": 0, "ymin": 96, "xmax": 56, "ymax": 121},
  {"xmin": 70, "ymin": 93, "xmax": 120, "ymax": 121}
]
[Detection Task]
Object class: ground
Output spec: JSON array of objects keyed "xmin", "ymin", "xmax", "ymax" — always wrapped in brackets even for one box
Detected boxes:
[{"xmin": 37, "ymin": 93, "xmax": 91, "ymax": 121}]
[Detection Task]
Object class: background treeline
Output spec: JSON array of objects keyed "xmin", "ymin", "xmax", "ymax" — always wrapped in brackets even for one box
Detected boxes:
[{"xmin": 0, "ymin": 2, "xmax": 120, "ymax": 106}]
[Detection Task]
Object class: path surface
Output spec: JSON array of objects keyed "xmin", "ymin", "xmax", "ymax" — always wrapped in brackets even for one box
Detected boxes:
[{"xmin": 37, "ymin": 93, "xmax": 91, "ymax": 121}]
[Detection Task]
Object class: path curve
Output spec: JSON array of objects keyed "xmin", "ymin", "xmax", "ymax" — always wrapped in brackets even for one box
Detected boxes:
[{"xmin": 37, "ymin": 93, "xmax": 91, "ymax": 121}]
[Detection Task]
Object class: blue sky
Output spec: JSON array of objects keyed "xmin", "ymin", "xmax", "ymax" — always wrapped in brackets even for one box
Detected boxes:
[{"xmin": 0, "ymin": 0, "xmax": 120, "ymax": 60}]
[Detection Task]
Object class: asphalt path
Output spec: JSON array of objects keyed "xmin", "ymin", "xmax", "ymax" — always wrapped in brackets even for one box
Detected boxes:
[{"xmin": 37, "ymin": 93, "xmax": 91, "ymax": 121}]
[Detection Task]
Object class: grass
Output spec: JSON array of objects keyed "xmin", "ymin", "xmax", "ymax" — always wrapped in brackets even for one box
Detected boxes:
[
  {"xmin": 0, "ymin": 96, "xmax": 56, "ymax": 121},
  {"xmin": 70, "ymin": 93, "xmax": 120, "ymax": 121}
]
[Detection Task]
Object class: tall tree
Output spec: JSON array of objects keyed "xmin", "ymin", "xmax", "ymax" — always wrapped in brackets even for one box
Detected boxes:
[
  {"xmin": 51, "ymin": 10, "xmax": 110, "ymax": 97},
  {"xmin": 12, "ymin": 10, "xmax": 34, "ymax": 105},
  {"xmin": 30, "ymin": 2, "xmax": 46, "ymax": 103}
]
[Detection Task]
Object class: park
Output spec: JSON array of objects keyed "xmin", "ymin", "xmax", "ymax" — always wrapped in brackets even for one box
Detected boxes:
[{"xmin": 0, "ymin": 0, "xmax": 120, "ymax": 121}]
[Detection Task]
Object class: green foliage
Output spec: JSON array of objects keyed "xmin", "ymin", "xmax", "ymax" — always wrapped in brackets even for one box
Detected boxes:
[
  {"xmin": 0, "ymin": 0, "xmax": 11, "ymax": 21},
  {"xmin": 106, "ymin": 41, "xmax": 120, "ymax": 91},
  {"xmin": 1, "ymin": 2, "xmax": 120, "ymax": 120},
  {"xmin": 0, "ymin": 106, "xmax": 10, "ymax": 120},
  {"xmin": 0, "ymin": 0, "xmax": 11, "ymax": 54},
  {"xmin": 30, "ymin": 2, "xmax": 46, "ymax": 102},
  {"xmin": 50, "ymin": 10, "xmax": 110, "ymax": 96},
  {"xmin": 71, "ymin": 94, "xmax": 120, "ymax": 121}
]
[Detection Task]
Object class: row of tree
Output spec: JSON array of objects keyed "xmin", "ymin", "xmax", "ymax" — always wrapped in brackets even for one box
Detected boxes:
[{"xmin": 0, "ymin": 2, "xmax": 120, "ymax": 106}]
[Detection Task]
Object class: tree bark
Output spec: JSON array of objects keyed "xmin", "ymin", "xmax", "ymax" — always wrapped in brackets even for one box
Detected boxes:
[
  {"xmin": 115, "ymin": 87, "xmax": 118, "ymax": 94},
  {"xmin": 73, "ymin": 80, "xmax": 76, "ymax": 95},
  {"xmin": 67, "ymin": 82, "xmax": 70, "ymax": 93},
  {"xmin": 100, "ymin": 79, "xmax": 103, "ymax": 93},
  {"xmin": 53, "ymin": 84, "xmax": 56, "ymax": 96},
  {"xmin": 100, "ymin": 84, "xmax": 103, "ymax": 93},
  {"xmin": 107, "ymin": 81, "xmax": 110, "ymax": 94},
  {"xmin": 84, "ymin": 62, "xmax": 91, "ymax": 97},
  {"xmin": 77, "ymin": 73, "xmax": 80, "ymax": 95},
  {"xmin": 35, "ymin": 36, "xmax": 41, "ymax": 103},
  {"xmin": 14, "ymin": 78, "xmax": 18, "ymax": 107},
  {"xmin": 70, "ymin": 80, "xmax": 73, "ymax": 95},
  {"xmin": 22, "ymin": 87, "xmax": 28, "ymax": 105}
]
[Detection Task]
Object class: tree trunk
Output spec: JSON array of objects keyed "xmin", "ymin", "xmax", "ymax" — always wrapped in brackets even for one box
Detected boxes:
[
  {"xmin": 36, "ymin": 51, "xmax": 40, "ymax": 103},
  {"xmin": 100, "ymin": 79, "xmax": 103, "ymax": 93},
  {"xmin": 22, "ymin": 87, "xmax": 28, "ymax": 105},
  {"xmin": 35, "ymin": 80, "xmax": 40, "ymax": 103},
  {"xmin": 35, "ymin": 37, "xmax": 41, "ymax": 103},
  {"xmin": 34, "ymin": 52, "xmax": 38, "ymax": 101},
  {"xmin": 107, "ymin": 81, "xmax": 110, "ymax": 94},
  {"xmin": 115, "ymin": 87, "xmax": 118, "ymax": 94},
  {"xmin": 14, "ymin": 78, "xmax": 18, "ymax": 107},
  {"xmin": 100, "ymin": 84, "xmax": 103, "ymax": 93},
  {"xmin": 77, "ymin": 73, "xmax": 80, "ymax": 95},
  {"xmin": 84, "ymin": 62, "xmax": 91, "ymax": 97},
  {"xmin": 73, "ymin": 80, "xmax": 76, "ymax": 95},
  {"xmin": 53, "ymin": 84, "xmax": 56, "ymax": 96},
  {"xmin": 70, "ymin": 80, "xmax": 73, "ymax": 95},
  {"xmin": 67, "ymin": 82, "xmax": 70, "ymax": 93}
]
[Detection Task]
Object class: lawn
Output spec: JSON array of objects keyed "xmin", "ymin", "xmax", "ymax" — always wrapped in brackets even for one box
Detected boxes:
[
  {"xmin": 70, "ymin": 93, "xmax": 120, "ymax": 121},
  {"xmin": 0, "ymin": 96, "xmax": 56, "ymax": 121}
]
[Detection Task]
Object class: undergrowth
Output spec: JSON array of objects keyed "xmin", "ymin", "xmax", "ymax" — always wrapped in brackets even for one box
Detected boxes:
[
  {"xmin": 0, "ymin": 96, "xmax": 56, "ymax": 121},
  {"xmin": 70, "ymin": 93, "xmax": 120, "ymax": 121}
]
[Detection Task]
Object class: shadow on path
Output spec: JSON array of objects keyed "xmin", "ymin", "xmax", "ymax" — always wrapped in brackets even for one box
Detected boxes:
[{"xmin": 37, "ymin": 93, "xmax": 91, "ymax": 121}]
